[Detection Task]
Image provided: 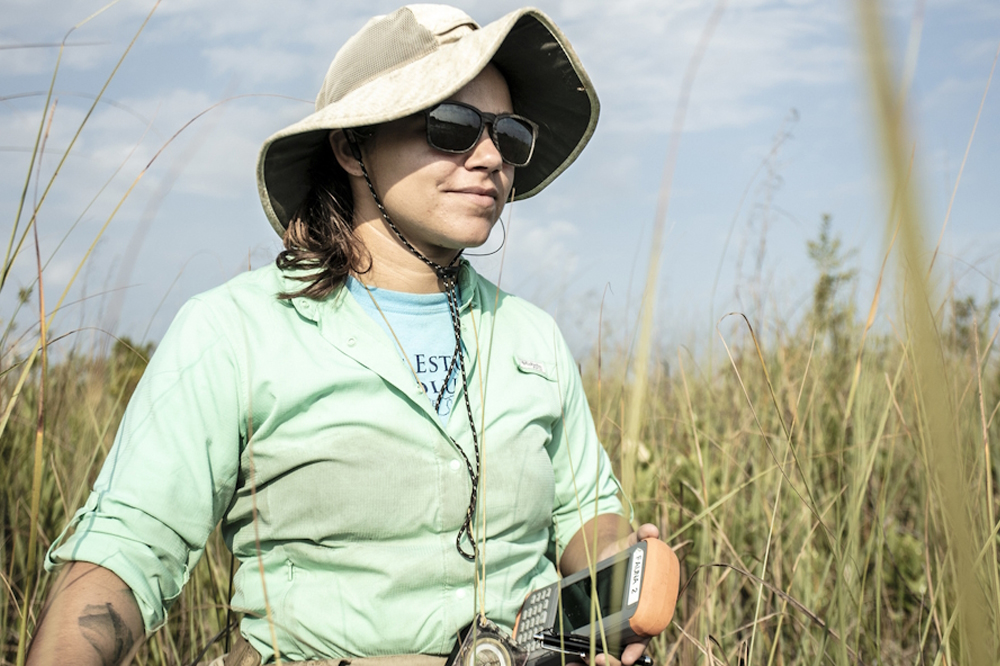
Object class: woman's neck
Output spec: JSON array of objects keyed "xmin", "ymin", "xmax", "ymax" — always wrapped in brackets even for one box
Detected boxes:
[{"xmin": 352, "ymin": 218, "xmax": 459, "ymax": 293}]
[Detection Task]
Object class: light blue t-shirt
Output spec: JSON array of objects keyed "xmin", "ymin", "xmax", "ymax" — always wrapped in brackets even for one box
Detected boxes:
[{"xmin": 347, "ymin": 277, "xmax": 460, "ymax": 421}]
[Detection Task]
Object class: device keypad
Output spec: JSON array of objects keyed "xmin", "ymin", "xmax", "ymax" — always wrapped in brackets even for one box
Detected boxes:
[{"xmin": 515, "ymin": 586, "xmax": 555, "ymax": 654}]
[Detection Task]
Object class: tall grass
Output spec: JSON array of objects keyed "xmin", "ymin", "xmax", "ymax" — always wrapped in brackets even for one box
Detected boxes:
[
  {"xmin": 587, "ymin": 285, "xmax": 1000, "ymax": 664},
  {"xmin": 2, "ymin": 338, "xmax": 235, "ymax": 666},
  {"xmin": 3, "ymin": 1, "xmax": 999, "ymax": 665},
  {"xmin": 5, "ymin": 241, "xmax": 998, "ymax": 665}
]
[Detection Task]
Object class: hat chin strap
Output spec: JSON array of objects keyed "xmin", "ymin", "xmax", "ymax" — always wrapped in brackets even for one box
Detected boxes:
[
  {"xmin": 348, "ymin": 134, "xmax": 481, "ymax": 563},
  {"xmin": 347, "ymin": 133, "xmax": 462, "ymax": 284}
]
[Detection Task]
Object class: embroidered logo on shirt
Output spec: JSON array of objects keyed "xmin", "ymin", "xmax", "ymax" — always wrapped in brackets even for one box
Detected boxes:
[{"xmin": 516, "ymin": 357, "xmax": 546, "ymax": 374}]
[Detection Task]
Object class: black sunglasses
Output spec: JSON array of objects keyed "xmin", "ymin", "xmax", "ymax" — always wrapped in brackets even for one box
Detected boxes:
[{"xmin": 424, "ymin": 101, "xmax": 538, "ymax": 167}]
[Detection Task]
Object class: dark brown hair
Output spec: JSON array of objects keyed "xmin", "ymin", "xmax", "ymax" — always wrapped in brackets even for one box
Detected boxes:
[{"xmin": 275, "ymin": 139, "xmax": 370, "ymax": 300}]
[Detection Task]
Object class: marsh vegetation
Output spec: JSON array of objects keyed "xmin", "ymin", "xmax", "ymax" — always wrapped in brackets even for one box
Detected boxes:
[{"xmin": 3, "ymin": 2, "xmax": 999, "ymax": 665}]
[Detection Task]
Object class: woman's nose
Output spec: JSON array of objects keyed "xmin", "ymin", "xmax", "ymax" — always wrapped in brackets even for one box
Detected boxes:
[{"xmin": 465, "ymin": 125, "xmax": 505, "ymax": 171}]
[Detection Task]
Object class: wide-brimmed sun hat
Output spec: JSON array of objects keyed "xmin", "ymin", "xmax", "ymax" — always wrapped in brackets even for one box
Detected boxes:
[{"xmin": 256, "ymin": 4, "xmax": 600, "ymax": 236}]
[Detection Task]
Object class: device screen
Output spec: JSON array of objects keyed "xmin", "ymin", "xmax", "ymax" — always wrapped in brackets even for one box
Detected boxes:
[{"xmin": 559, "ymin": 556, "xmax": 632, "ymax": 631}]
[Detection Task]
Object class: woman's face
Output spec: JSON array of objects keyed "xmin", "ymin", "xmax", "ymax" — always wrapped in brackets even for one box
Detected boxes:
[{"xmin": 359, "ymin": 64, "xmax": 516, "ymax": 265}]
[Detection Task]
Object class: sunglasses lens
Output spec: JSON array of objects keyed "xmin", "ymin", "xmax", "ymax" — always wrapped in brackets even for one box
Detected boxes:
[
  {"xmin": 426, "ymin": 103, "xmax": 536, "ymax": 166},
  {"xmin": 427, "ymin": 104, "xmax": 483, "ymax": 153},
  {"xmin": 493, "ymin": 117, "xmax": 535, "ymax": 166}
]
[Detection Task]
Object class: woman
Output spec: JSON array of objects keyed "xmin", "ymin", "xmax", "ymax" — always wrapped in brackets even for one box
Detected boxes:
[{"xmin": 28, "ymin": 5, "xmax": 665, "ymax": 665}]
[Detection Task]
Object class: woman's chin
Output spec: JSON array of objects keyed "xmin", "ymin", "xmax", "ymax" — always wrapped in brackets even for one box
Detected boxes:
[
  {"xmin": 446, "ymin": 224, "xmax": 497, "ymax": 252},
  {"xmin": 420, "ymin": 237, "xmax": 489, "ymax": 265}
]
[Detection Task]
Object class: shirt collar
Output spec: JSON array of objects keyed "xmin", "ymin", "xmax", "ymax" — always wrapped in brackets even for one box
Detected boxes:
[{"xmin": 281, "ymin": 259, "xmax": 478, "ymax": 324}]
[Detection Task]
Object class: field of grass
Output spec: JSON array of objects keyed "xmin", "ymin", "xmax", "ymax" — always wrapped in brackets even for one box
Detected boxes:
[
  {"xmin": 3, "ymin": 243, "xmax": 999, "ymax": 666},
  {"xmin": 590, "ymin": 290, "xmax": 1000, "ymax": 664},
  {"xmin": 3, "ymin": 2, "xmax": 999, "ymax": 665}
]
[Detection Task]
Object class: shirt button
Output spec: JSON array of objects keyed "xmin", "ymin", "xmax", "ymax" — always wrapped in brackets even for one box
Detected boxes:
[
  {"xmin": 347, "ymin": 337, "xmax": 356, "ymax": 347},
  {"xmin": 456, "ymin": 589, "xmax": 467, "ymax": 600},
  {"xmin": 450, "ymin": 459, "xmax": 461, "ymax": 471}
]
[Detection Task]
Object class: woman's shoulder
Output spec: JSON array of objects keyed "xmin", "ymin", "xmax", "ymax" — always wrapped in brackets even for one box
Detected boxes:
[
  {"xmin": 467, "ymin": 267, "xmax": 554, "ymax": 325},
  {"xmin": 165, "ymin": 263, "xmax": 301, "ymax": 339},
  {"xmin": 185, "ymin": 262, "xmax": 328, "ymax": 320},
  {"xmin": 192, "ymin": 263, "xmax": 286, "ymax": 304},
  {"xmin": 466, "ymin": 267, "xmax": 575, "ymax": 361}
]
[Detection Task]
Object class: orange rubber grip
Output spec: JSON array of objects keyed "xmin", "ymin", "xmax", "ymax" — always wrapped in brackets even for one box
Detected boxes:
[{"xmin": 628, "ymin": 539, "xmax": 680, "ymax": 636}]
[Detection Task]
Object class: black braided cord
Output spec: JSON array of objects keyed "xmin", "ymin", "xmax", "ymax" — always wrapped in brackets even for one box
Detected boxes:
[{"xmin": 356, "ymin": 152, "xmax": 482, "ymax": 562}]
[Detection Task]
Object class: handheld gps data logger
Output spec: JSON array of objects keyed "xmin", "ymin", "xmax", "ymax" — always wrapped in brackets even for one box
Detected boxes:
[{"xmin": 512, "ymin": 539, "xmax": 679, "ymax": 666}]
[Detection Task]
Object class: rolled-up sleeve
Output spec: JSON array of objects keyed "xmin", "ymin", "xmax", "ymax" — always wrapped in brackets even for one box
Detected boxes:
[
  {"xmin": 45, "ymin": 297, "xmax": 245, "ymax": 632},
  {"xmin": 546, "ymin": 330, "xmax": 623, "ymax": 562}
]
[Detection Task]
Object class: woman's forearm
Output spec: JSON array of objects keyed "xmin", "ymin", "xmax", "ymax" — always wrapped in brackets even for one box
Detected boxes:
[
  {"xmin": 559, "ymin": 513, "xmax": 634, "ymax": 576},
  {"xmin": 27, "ymin": 561, "xmax": 145, "ymax": 666}
]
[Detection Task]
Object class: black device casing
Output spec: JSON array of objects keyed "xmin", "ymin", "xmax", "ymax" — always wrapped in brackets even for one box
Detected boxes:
[{"xmin": 512, "ymin": 542, "xmax": 648, "ymax": 666}]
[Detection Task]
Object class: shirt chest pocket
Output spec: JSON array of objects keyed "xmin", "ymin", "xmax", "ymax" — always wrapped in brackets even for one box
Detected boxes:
[
  {"xmin": 502, "ymin": 353, "xmax": 564, "ymax": 425},
  {"xmin": 485, "ymin": 353, "xmax": 564, "ymax": 477},
  {"xmin": 477, "ymin": 354, "xmax": 563, "ymax": 536}
]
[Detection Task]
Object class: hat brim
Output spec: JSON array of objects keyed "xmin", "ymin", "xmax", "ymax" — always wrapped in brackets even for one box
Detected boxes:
[{"xmin": 256, "ymin": 8, "xmax": 599, "ymax": 235}]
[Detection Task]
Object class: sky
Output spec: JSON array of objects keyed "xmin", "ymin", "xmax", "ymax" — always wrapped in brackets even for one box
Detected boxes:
[{"xmin": 2, "ymin": 0, "xmax": 999, "ymax": 360}]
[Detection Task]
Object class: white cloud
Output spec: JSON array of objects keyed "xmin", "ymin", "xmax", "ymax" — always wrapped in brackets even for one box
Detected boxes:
[
  {"xmin": 583, "ymin": 1, "xmax": 854, "ymax": 134},
  {"xmin": 203, "ymin": 46, "xmax": 311, "ymax": 88},
  {"xmin": 5, "ymin": 0, "xmax": 852, "ymax": 137},
  {"xmin": 472, "ymin": 217, "xmax": 581, "ymax": 294}
]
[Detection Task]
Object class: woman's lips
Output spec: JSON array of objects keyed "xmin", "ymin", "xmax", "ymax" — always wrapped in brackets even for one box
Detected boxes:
[{"xmin": 452, "ymin": 187, "xmax": 498, "ymax": 208}]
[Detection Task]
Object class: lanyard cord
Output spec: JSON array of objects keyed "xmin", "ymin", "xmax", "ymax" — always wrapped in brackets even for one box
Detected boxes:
[
  {"xmin": 353, "ymin": 150, "xmax": 481, "ymax": 562},
  {"xmin": 441, "ymin": 275, "xmax": 480, "ymax": 561}
]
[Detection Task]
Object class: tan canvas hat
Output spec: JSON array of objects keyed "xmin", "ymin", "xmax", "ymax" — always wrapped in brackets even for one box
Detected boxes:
[{"xmin": 256, "ymin": 4, "xmax": 600, "ymax": 235}]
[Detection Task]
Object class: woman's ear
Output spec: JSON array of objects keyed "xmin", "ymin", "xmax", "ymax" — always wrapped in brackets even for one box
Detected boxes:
[{"xmin": 329, "ymin": 130, "xmax": 364, "ymax": 177}]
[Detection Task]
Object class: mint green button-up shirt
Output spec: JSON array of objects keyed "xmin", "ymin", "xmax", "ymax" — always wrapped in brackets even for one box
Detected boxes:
[{"xmin": 47, "ymin": 262, "xmax": 623, "ymax": 662}]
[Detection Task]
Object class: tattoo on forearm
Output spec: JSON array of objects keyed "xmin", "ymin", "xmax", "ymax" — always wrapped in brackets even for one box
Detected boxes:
[{"xmin": 78, "ymin": 603, "xmax": 135, "ymax": 666}]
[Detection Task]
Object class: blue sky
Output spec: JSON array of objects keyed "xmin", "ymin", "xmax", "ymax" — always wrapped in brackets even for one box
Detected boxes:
[{"xmin": 2, "ymin": 0, "xmax": 998, "ymax": 358}]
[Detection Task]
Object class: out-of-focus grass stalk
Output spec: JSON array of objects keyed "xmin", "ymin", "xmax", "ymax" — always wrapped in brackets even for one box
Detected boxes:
[
  {"xmin": 0, "ymin": 0, "xmax": 150, "ymax": 292},
  {"xmin": 0, "ymin": 2, "xmax": 160, "ymax": 443},
  {"xmin": 622, "ymin": 0, "xmax": 726, "ymax": 500},
  {"xmin": 973, "ymin": 319, "xmax": 1000, "ymax": 626},
  {"xmin": 0, "ymin": 0, "xmax": 124, "ymax": 281},
  {"xmin": 14, "ymin": 100, "xmax": 56, "ymax": 666},
  {"xmin": 2, "ymin": 57, "xmax": 58, "ymax": 284},
  {"xmin": 842, "ymin": 160, "xmax": 906, "ymax": 427},
  {"xmin": 927, "ymin": 42, "xmax": 999, "ymax": 277},
  {"xmin": 855, "ymin": 1, "xmax": 995, "ymax": 663},
  {"xmin": 676, "ymin": 352, "xmax": 713, "ymax": 643}
]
